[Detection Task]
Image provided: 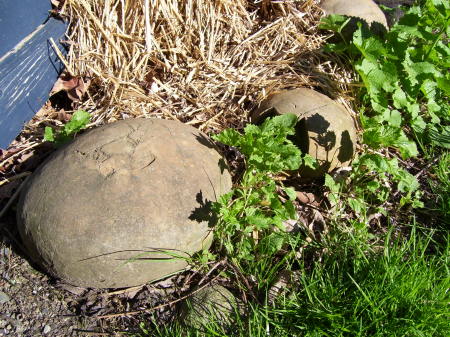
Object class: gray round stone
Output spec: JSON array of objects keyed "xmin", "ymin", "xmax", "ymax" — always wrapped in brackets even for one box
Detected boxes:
[
  {"xmin": 251, "ymin": 88, "xmax": 357, "ymax": 178},
  {"xmin": 320, "ymin": 0, "xmax": 388, "ymax": 31},
  {"xmin": 17, "ymin": 118, "xmax": 232, "ymax": 288},
  {"xmin": 180, "ymin": 285, "xmax": 238, "ymax": 330}
]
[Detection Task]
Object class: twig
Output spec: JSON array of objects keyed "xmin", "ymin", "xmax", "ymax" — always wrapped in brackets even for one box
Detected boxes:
[
  {"xmin": 72, "ymin": 330, "xmax": 124, "ymax": 336},
  {"xmin": 96, "ymin": 273, "xmax": 221, "ymax": 319},
  {"xmin": 0, "ymin": 143, "xmax": 39, "ymax": 169},
  {"xmin": 144, "ymin": 0, "xmax": 152, "ymax": 53},
  {"xmin": 414, "ymin": 157, "xmax": 439, "ymax": 178},
  {"xmin": 0, "ymin": 172, "xmax": 31, "ymax": 187},
  {"xmin": 226, "ymin": 261, "xmax": 258, "ymax": 303},
  {"xmin": 197, "ymin": 258, "xmax": 226, "ymax": 286},
  {"xmin": 49, "ymin": 37, "xmax": 75, "ymax": 75},
  {"xmin": 101, "ymin": 285, "xmax": 143, "ymax": 297}
]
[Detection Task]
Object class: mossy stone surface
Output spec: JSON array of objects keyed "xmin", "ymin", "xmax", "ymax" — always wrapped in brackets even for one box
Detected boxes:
[
  {"xmin": 252, "ymin": 88, "xmax": 357, "ymax": 178},
  {"xmin": 17, "ymin": 118, "xmax": 232, "ymax": 288}
]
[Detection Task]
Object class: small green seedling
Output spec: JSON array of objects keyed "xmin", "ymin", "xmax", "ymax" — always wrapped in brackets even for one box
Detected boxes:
[{"xmin": 44, "ymin": 109, "xmax": 90, "ymax": 145}]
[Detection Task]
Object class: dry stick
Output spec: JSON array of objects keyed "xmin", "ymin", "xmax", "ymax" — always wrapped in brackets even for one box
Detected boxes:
[
  {"xmin": 197, "ymin": 258, "xmax": 226, "ymax": 286},
  {"xmin": 0, "ymin": 172, "xmax": 31, "ymax": 187},
  {"xmin": 226, "ymin": 261, "xmax": 258, "ymax": 304},
  {"xmin": 414, "ymin": 157, "xmax": 440, "ymax": 179},
  {"xmin": 76, "ymin": 0, "xmax": 124, "ymax": 57},
  {"xmin": 0, "ymin": 143, "xmax": 39, "ymax": 169},
  {"xmin": 144, "ymin": 0, "xmax": 152, "ymax": 53},
  {"xmin": 72, "ymin": 330, "xmax": 123, "ymax": 337},
  {"xmin": 49, "ymin": 37, "xmax": 75, "ymax": 75},
  {"xmin": 101, "ymin": 285, "xmax": 143, "ymax": 298},
  {"xmin": 96, "ymin": 274, "xmax": 221, "ymax": 320}
]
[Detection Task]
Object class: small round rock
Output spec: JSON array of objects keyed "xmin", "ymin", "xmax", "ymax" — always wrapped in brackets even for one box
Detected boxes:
[
  {"xmin": 320, "ymin": 0, "xmax": 388, "ymax": 30},
  {"xmin": 17, "ymin": 118, "xmax": 232, "ymax": 288},
  {"xmin": 251, "ymin": 88, "xmax": 357, "ymax": 178},
  {"xmin": 180, "ymin": 285, "xmax": 238, "ymax": 330}
]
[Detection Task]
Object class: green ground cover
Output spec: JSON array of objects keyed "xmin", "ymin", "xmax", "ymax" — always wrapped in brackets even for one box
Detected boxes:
[{"xmin": 137, "ymin": 1, "xmax": 449, "ymax": 335}]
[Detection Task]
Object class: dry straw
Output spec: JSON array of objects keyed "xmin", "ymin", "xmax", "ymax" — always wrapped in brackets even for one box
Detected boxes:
[{"xmin": 64, "ymin": 0, "xmax": 357, "ymax": 133}]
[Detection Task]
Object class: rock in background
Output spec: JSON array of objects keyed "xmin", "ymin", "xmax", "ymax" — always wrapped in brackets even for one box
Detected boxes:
[
  {"xmin": 320, "ymin": 0, "xmax": 388, "ymax": 36},
  {"xmin": 251, "ymin": 88, "xmax": 357, "ymax": 178},
  {"xmin": 375, "ymin": 0, "xmax": 415, "ymax": 26}
]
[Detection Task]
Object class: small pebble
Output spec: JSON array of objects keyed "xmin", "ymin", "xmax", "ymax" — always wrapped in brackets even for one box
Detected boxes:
[
  {"xmin": 43, "ymin": 325, "xmax": 51, "ymax": 334},
  {"xmin": 0, "ymin": 291, "xmax": 10, "ymax": 304},
  {"xmin": 0, "ymin": 248, "xmax": 10, "ymax": 256}
]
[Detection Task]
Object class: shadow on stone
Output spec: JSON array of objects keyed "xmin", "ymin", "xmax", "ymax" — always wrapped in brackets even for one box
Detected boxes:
[
  {"xmin": 189, "ymin": 190, "xmax": 217, "ymax": 228},
  {"xmin": 194, "ymin": 132, "xmax": 216, "ymax": 150},
  {"xmin": 338, "ymin": 130, "xmax": 354, "ymax": 163}
]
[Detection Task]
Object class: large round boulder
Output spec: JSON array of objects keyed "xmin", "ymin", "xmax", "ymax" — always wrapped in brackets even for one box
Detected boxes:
[
  {"xmin": 320, "ymin": 0, "xmax": 388, "ymax": 30},
  {"xmin": 17, "ymin": 118, "xmax": 232, "ymax": 288},
  {"xmin": 251, "ymin": 88, "xmax": 357, "ymax": 178}
]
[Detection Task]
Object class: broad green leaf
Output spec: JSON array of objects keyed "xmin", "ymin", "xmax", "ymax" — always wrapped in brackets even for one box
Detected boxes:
[
  {"xmin": 44, "ymin": 127, "xmax": 55, "ymax": 142},
  {"xmin": 318, "ymin": 14, "xmax": 351, "ymax": 33},
  {"xmin": 212, "ymin": 128, "xmax": 241, "ymax": 146},
  {"xmin": 284, "ymin": 187, "xmax": 297, "ymax": 201},
  {"xmin": 269, "ymin": 113, "xmax": 298, "ymax": 130},
  {"xmin": 246, "ymin": 214, "xmax": 272, "ymax": 230},
  {"xmin": 63, "ymin": 110, "xmax": 90, "ymax": 135},
  {"xmin": 325, "ymin": 174, "xmax": 340, "ymax": 193},
  {"xmin": 404, "ymin": 61, "xmax": 439, "ymax": 87},
  {"xmin": 393, "ymin": 133, "xmax": 419, "ymax": 158},
  {"xmin": 348, "ymin": 198, "xmax": 366, "ymax": 215},
  {"xmin": 392, "ymin": 87, "xmax": 408, "ymax": 109},
  {"xmin": 303, "ymin": 154, "xmax": 317, "ymax": 169},
  {"xmin": 396, "ymin": 170, "xmax": 420, "ymax": 193},
  {"xmin": 258, "ymin": 233, "xmax": 285, "ymax": 255}
]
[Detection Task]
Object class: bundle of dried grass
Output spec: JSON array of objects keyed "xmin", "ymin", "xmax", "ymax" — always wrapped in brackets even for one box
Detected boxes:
[{"xmin": 63, "ymin": 0, "xmax": 357, "ymax": 132}]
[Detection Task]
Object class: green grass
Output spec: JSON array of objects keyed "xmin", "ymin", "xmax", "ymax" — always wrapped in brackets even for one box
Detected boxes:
[
  {"xmin": 276, "ymin": 228, "xmax": 449, "ymax": 336},
  {"xmin": 431, "ymin": 151, "xmax": 450, "ymax": 225},
  {"xmin": 137, "ymin": 227, "xmax": 449, "ymax": 337}
]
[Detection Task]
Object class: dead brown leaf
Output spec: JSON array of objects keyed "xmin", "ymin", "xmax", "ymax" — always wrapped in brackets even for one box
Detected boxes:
[{"xmin": 50, "ymin": 72, "xmax": 91, "ymax": 102}]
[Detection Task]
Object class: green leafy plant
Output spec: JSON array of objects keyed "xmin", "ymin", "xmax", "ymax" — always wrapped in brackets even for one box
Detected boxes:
[
  {"xmin": 320, "ymin": 0, "xmax": 450, "ymax": 155},
  {"xmin": 211, "ymin": 114, "xmax": 315, "ymax": 261},
  {"xmin": 44, "ymin": 109, "xmax": 90, "ymax": 145},
  {"xmin": 325, "ymin": 153, "xmax": 423, "ymax": 226}
]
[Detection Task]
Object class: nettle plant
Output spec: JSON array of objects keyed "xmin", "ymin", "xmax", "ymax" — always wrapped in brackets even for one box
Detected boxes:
[
  {"xmin": 320, "ymin": 0, "xmax": 450, "ymax": 153},
  {"xmin": 212, "ymin": 114, "xmax": 315, "ymax": 261},
  {"xmin": 318, "ymin": 0, "xmax": 448, "ymax": 220}
]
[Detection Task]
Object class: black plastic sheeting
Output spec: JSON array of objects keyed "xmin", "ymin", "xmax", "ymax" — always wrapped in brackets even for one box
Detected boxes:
[{"xmin": 0, "ymin": 0, "xmax": 67, "ymax": 149}]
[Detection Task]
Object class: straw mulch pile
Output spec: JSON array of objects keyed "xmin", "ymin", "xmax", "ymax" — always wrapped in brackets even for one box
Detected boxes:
[{"xmin": 62, "ymin": 0, "xmax": 357, "ymax": 133}]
